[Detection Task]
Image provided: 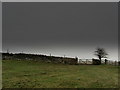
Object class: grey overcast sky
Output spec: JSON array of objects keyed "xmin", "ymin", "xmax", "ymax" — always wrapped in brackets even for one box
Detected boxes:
[
  {"xmin": 2, "ymin": 2, "xmax": 118, "ymax": 60},
  {"xmin": 1, "ymin": 0, "xmax": 119, "ymax": 2}
]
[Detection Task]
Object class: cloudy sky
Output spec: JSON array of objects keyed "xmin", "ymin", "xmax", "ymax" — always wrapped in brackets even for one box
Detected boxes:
[
  {"xmin": 1, "ymin": 0, "xmax": 119, "ymax": 2},
  {"xmin": 2, "ymin": 2, "xmax": 118, "ymax": 60}
]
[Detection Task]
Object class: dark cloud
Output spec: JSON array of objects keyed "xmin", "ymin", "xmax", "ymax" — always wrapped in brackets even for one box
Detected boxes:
[{"xmin": 2, "ymin": 2, "xmax": 118, "ymax": 60}]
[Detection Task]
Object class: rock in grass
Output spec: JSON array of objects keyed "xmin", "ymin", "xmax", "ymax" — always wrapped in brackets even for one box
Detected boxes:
[
  {"xmin": 41, "ymin": 72, "xmax": 47, "ymax": 74},
  {"xmin": 76, "ymin": 78, "xmax": 80, "ymax": 80},
  {"xmin": 50, "ymin": 75, "xmax": 55, "ymax": 77},
  {"xmin": 23, "ymin": 74, "xmax": 30, "ymax": 76}
]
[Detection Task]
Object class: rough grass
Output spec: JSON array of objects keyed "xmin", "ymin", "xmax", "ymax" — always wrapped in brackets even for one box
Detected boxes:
[{"xmin": 2, "ymin": 60, "xmax": 119, "ymax": 88}]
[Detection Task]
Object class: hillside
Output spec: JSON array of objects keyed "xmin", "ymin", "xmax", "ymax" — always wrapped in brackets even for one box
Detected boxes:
[{"xmin": 2, "ymin": 60, "xmax": 118, "ymax": 88}]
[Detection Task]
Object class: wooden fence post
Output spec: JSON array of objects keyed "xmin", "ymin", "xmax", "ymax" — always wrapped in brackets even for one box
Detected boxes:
[
  {"xmin": 115, "ymin": 61, "xmax": 117, "ymax": 66},
  {"xmin": 86, "ymin": 59, "xmax": 87, "ymax": 64}
]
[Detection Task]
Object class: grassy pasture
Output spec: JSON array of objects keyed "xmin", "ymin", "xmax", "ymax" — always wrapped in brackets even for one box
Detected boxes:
[{"xmin": 2, "ymin": 60, "xmax": 119, "ymax": 88}]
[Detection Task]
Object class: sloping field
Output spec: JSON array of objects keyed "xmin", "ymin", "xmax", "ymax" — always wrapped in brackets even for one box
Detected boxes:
[{"xmin": 2, "ymin": 60, "xmax": 119, "ymax": 88}]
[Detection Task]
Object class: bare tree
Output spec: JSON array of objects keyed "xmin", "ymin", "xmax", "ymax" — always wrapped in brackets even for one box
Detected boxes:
[{"xmin": 94, "ymin": 47, "xmax": 108, "ymax": 64}]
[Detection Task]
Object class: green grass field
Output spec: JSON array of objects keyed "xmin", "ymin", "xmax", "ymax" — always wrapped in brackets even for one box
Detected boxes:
[{"xmin": 2, "ymin": 60, "xmax": 119, "ymax": 88}]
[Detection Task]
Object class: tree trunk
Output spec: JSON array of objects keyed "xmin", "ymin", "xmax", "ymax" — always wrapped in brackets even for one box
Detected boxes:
[
  {"xmin": 100, "ymin": 58, "xmax": 101, "ymax": 64},
  {"xmin": 98, "ymin": 55, "xmax": 101, "ymax": 64}
]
